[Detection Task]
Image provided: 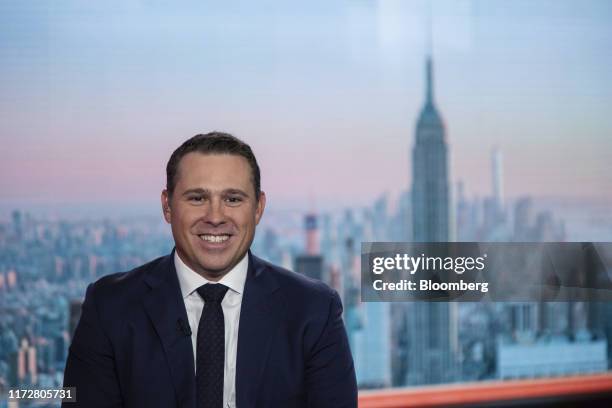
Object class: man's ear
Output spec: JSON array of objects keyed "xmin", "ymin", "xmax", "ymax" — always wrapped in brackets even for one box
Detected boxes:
[
  {"xmin": 161, "ymin": 190, "xmax": 172, "ymax": 223},
  {"xmin": 255, "ymin": 191, "xmax": 266, "ymax": 225}
]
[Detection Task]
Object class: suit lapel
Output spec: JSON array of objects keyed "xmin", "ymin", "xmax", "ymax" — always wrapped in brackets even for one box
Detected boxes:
[
  {"xmin": 143, "ymin": 252, "xmax": 196, "ymax": 408},
  {"xmin": 236, "ymin": 253, "xmax": 283, "ymax": 407}
]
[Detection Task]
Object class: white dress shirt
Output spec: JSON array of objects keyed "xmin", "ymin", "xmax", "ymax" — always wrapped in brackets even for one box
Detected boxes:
[{"xmin": 174, "ymin": 251, "xmax": 247, "ymax": 408}]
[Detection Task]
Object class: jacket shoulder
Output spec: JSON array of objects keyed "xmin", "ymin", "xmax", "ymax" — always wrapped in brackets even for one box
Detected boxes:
[
  {"xmin": 87, "ymin": 254, "xmax": 169, "ymax": 302},
  {"xmin": 255, "ymin": 255, "xmax": 334, "ymax": 294},
  {"xmin": 252, "ymin": 255, "xmax": 339, "ymax": 315}
]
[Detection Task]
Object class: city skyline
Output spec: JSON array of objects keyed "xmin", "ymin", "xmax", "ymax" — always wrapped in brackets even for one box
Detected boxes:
[
  {"xmin": 1, "ymin": 2, "xmax": 611, "ymax": 404},
  {"xmin": 1, "ymin": 0, "xmax": 611, "ymax": 209}
]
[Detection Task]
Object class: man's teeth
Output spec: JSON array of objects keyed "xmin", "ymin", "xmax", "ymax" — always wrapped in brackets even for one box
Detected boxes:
[{"xmin": 199, "ymin": 234, "xmax": 230, "ymax": 243}]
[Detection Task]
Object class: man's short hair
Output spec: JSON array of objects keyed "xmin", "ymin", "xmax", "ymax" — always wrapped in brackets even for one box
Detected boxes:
[{"xmin": 166, "ymin": 132, "xmax": 261, "ymax": 199}]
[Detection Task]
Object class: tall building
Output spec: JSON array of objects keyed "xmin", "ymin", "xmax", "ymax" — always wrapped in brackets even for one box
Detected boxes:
[
  {"xmin": 11, "ymin": 210, "xmax": 23, "ymax": 241},
  {"xmin": 403, "ymin": 54, "xmax": 458, "ymax": 385},
  {"xmin": 344, "ymin": 225, "xmax": 391, "ymax": 389},
  {"xmin": 304, "ymin": 213, "xmax": 319, "ymax": 256},
  {"xmin": 513, "ymin": 197, "xmax": 534, "ymax": 240},
  {"xmin": 10, "ymin": 338, "xmax": 37, "ymax": 386},
  {"xmin": 412, "ymin": 56, "xmax": 449, "ymax": 243},
  {"xmin": 294, "ymin": 213, "xmax": 324, "ymax": 281},
  {"xmin": 391, "ymin": 190, "xmax": 412, "ymax": 242},
  {"xmin": 456, "ymin": 182, "xmax": 477, "ymax": 241},
  {"xmin": 492, "ymin": 147, "xmax": 504, "ymax": 210}
]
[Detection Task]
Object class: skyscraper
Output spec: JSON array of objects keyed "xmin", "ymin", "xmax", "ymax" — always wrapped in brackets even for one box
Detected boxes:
[
  {"xmin": 411, "ymin": 56, "xmax": 449, "ymax": 243},
  {"xmin": 294, "ymin": 213, "xmax": 324, "ymax": 281},
  {"xmin": 492, "ymin": 147, "xmax": 504, "ymax": 210},
  {"xmin": 404, "ymin": 54, "xmax": 458, "ymax": 386},
  {"xmin": 304, "ymin": 213, "xmax": 319, "ymax": 256}
]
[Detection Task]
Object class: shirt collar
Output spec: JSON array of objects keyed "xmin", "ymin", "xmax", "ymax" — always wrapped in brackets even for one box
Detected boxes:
[{"xmin": 174, "ymin": 250, "xmax": 248, "ymax": 299}]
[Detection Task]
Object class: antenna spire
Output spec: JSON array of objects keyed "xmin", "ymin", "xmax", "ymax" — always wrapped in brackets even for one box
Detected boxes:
[
  {"xmin": 425, "ymin": 2, "xmax": 434, "ymax": 105},
  {"xmin": 427, "ymin": 1, "xmax": 433, "ymax": 58}
]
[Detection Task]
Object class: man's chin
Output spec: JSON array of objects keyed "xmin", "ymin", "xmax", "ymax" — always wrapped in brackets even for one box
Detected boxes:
[{"xmin": 195, "ymin": 259, "xmax": 235, "ymax": 280}]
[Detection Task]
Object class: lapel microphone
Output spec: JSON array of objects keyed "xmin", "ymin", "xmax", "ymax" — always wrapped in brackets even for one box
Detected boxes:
[{"xmin": 177, "ymin": 318, "xmax": 192, "ymax": 337}]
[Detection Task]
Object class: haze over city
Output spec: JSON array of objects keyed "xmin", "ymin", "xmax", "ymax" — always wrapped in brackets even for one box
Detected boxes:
[
  {"xmin": 1, "ymin": 0, "xmax": 611, "ymax": 213},
  {"xmin": 1, "ymin": 3, "xmax": 612, "ymax": 405}
]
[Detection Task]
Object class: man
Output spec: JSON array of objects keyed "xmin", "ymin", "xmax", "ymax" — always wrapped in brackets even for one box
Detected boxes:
[{"xmin": 63, "ymin": 132, "xmax": 357, "ymax": 407}]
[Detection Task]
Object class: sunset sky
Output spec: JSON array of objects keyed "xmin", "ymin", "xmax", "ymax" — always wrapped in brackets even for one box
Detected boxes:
[{"xmin": 1, "ymin": 0, "xmax": 611, "ymax": 213}]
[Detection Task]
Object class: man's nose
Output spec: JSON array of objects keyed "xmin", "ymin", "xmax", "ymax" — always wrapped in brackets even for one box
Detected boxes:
[{"xmin": 204, "ymin": 198, "xmax": 225, "ymax": 226}]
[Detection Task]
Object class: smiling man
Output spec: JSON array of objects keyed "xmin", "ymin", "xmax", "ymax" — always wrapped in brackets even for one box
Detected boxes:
[
  {"xmin": 163, "ymin": 151, "xmax": 263, "ymax": 281},
  {"xmin": 63, "ymin": 132, "xmax": 357, "ymax": 408}
]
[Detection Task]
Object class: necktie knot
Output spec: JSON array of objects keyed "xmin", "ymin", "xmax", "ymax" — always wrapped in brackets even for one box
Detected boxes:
[{"xmin": 197, "ymin": 283, "xmax": 229, "ymax": 303}]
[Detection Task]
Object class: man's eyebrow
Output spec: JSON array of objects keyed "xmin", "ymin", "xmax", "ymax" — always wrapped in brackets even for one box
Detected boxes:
[
  {"xmin": 181, "ymin": 188, "xmax": 249, "ymax": 197},
  {"xmin": 182, "ymin": 188, "xmax": 209, "ymax": 196},
  {"xmin": 224, "ymin": 189, "xmax": 249, "ymax": 197}
]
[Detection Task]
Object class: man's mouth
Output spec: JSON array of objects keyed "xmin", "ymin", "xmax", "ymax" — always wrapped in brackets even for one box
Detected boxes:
[{"xmin": 197, "ymin": 234, "xmax": 231, "ymax": 243}]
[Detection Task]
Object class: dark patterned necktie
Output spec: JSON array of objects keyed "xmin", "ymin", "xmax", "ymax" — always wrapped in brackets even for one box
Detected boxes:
[{"xmin": 196, "ymin": 283, "xmax": 229, "ymax": 408}]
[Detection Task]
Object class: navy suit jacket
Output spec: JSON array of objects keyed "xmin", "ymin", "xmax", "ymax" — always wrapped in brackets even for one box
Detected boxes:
[{"xmin": 63, "ymin": 251, "xmax": 357, "ymax": 407}]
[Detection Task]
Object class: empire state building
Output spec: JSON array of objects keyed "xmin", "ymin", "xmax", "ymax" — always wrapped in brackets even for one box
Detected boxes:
[
  {"xmin": 412, "ymin": 56, "xmax": 449, "ymax": 242},
  {"xmin": 403, "ymin": 55, "xmax": 457, "ymax": 386}
]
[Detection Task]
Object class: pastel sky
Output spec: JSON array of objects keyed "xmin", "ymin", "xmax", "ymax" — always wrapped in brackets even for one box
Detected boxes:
[{"xmin": 1, "ymin": 0, "xmax": 611, "ymax": 211}]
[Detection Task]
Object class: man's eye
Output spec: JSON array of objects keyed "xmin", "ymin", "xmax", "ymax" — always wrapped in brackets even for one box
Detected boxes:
[
  {"xmin": 189, "ymin": 196, "xmax": 204, "ymax": 202},
  {"xmin": 225, "ymin": 197, "xmax": 242, "ymax": 204}
]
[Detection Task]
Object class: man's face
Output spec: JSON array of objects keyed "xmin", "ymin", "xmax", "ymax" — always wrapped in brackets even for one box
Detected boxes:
[{"xmin": 161, "ymin": 153, "xmax": 265, "ymax": 281}]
